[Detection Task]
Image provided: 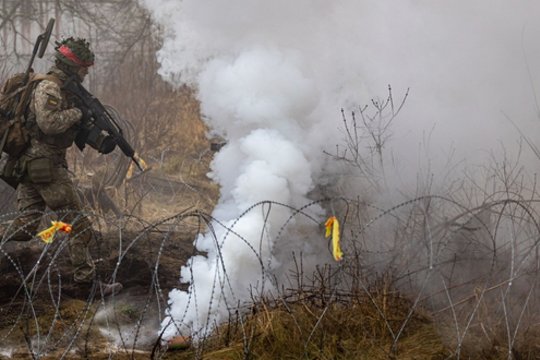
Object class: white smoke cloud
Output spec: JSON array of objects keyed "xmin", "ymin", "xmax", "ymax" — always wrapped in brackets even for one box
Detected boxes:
[
  {"xmin": 158, "ymin": 45, "xmax": 328, "ymax": 338},
  {"xmin": 138, "ymin": 0, "xmax": 540, "ymax": 339}
]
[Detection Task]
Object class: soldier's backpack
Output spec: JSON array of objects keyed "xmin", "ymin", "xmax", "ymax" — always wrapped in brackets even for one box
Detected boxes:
[
  {"xmin": 0, "ymin": 19, "xmax": 55, "ymax": 188},
  {"xmin": 0, "ymin": 72, "xmax": 58, "ymax": 189},
  {"xmin": 0, "ymin": 72, "xmax": 58, "ymax": 158}
]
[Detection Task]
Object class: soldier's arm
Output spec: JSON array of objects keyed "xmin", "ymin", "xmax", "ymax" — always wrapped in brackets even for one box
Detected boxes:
[{"xmin": 33, "ymin": 80, "xmax": 82, "ymax": 135}]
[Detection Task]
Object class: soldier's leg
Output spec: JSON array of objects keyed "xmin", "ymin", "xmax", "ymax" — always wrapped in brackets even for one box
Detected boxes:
[
  {"xmin": 57, "ymin": 206, "xmax": 96, "ymax": 283},
  {"xmin": 38, "ymin": 171, "xmax": 96, "ymax": 284},
  {"xmin": 6, "ymin": 182, "xmax": 46, "ymax": 242}
]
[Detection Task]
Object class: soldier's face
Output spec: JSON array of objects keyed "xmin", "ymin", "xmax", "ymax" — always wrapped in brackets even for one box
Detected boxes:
[{"xmin": 77, "ymin": 66, "xmax": 89, "ymax": 82}]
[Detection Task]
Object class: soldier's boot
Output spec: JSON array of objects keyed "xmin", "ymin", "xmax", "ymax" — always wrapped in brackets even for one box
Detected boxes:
[
  {"xmin": 65, "ymin": 280, "xmax": 123, "ymax": 298},
  {"xmin": 98, "ymin": 281, "xmax": 123, "ymax": 297}
]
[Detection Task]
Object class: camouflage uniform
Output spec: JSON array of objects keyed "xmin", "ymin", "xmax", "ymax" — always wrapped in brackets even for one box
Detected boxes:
[{"xmin": 10, "ymin": 66, "xmax": 95, "ymax": 283}]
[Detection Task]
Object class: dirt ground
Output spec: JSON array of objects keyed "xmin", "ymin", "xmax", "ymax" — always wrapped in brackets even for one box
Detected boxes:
[{"xmin": 0, "ymin": 147, "xmax": 219, "ymax": 358}]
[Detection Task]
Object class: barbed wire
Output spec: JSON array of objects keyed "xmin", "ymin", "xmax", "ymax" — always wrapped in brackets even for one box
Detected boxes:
[{"xmin": 0, "ymin": 193, "xmax": 539, "ymax": 358}]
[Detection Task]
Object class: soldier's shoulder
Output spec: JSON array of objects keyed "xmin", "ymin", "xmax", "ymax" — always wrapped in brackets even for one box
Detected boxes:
[{"xmin": 34, "ymin": 78, "xmax": 62, "ymax": 97}]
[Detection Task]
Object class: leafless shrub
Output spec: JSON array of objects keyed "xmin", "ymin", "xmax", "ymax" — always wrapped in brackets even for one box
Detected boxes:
[{"xmin": 326, "ymin": 85, "xmax": 409, "ymax": 191}]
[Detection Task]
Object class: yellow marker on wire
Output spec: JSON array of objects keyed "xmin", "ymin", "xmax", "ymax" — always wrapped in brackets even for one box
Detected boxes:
[
  {"xmin": 324, "ymin": 216, "xmax": 343, "ymax": 261},
  {"xmin": 37, "ymin": 221, "xmax": 72, "ymax": 244}
]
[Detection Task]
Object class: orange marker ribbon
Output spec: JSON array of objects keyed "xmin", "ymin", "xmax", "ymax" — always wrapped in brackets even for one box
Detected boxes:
[
  {"xmin": 324, "ymin": 216, "xmax": 343, "ymax": 261},
  {"xmin": 37, "ymin": 221, "xmax": 72, "ymax": 244}
]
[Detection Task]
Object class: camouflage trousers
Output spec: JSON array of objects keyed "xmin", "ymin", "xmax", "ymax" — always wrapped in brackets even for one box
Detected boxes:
[{"xmin": 10, "ymin": 166, "xmax": 95, "ymax": 284}]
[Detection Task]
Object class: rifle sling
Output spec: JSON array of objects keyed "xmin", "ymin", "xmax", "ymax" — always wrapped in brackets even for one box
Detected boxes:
[{"xmin": 0, "ymin": 126, "xmax": 8, "ymax": 155}]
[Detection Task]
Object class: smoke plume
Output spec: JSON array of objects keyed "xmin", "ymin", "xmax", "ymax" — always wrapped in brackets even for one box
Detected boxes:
[{"xmin": 138, "ymin": 0, "xmax": 540, "ymax": 339}]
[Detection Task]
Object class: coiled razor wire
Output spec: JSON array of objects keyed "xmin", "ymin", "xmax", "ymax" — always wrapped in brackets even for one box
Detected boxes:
[{"xmin": 0, "ymin": 194, "xmax": 540, "ymax": 358}]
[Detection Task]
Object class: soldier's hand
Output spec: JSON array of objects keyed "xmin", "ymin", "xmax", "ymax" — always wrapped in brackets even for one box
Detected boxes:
[
  {"xmin": 74, "ymin": 107, "xmax": 94, "ymax": 130},
  {"xmin": 79, "ymin": 106, "xmax": 94, "ymax": 125}
]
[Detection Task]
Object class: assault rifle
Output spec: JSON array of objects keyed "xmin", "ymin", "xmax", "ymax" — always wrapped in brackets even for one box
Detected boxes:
[{"xmin": 62, "ymin": 76, "xmax": 143, "ymax": 171}]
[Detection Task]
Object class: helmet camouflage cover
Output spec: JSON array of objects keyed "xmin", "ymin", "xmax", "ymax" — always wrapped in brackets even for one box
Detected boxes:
[{"xmin": 54, "ymin": 37, "xmax": 95, "ymax": 68}]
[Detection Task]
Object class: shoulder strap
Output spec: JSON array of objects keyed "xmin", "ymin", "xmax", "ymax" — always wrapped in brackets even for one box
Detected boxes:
[{"xmin": 30, "ymin": 73, "xmax": 63, "ymax": 86}]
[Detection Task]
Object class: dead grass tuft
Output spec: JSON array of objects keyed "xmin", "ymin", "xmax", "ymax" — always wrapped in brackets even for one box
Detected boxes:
[{"xmin": 166, "ymin": 277, "xmax": 448, "ymax": 360}]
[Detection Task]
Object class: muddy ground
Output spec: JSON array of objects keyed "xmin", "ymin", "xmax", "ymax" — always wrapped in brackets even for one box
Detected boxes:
[
  {"xmin": 0, "ymin": 224, "xmax": 200, "ymax": 359},
  {"xmin": 0, "ymin": 159, "xmax": 219, "ymax": 359}
]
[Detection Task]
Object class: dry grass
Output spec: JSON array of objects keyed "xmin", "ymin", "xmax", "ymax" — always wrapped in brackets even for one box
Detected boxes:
[
  {"xmin": 161, "ymin": 275, "xmax": 540, "ymax": 359},
  {"xmin": 164, "ymin": 281, "xmax": 448, "ymax": 360}
]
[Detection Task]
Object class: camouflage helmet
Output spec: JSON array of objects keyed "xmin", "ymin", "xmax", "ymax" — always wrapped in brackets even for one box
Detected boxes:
[{"xmin": 54, "ymin": 37, "xmax": 95, "ymax": 68}]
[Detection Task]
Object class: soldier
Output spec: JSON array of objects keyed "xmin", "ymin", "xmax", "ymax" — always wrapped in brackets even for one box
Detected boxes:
[{"xmin": 3, "ymin": 38, "xmax": 122, "ymax": 296}]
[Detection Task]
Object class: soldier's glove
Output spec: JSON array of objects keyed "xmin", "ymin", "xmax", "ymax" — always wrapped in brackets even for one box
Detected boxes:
[{"xmin": 78, "ymin": 106, "xmax": 94, "ymax": 126}]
